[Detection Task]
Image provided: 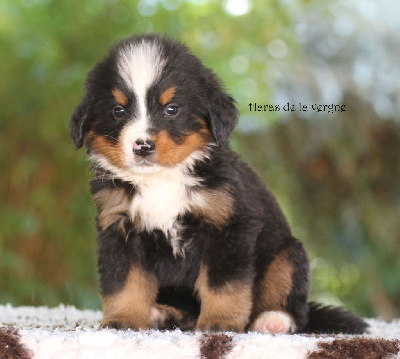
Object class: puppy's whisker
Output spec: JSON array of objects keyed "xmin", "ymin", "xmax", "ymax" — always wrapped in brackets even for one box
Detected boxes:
[
  {"xmin": 89, "ymin": 146, "xmax": 125, "ymax": 163},
  {"xmin": 104, "ymin": 134, "xmax": 120, "ymax": 142}
]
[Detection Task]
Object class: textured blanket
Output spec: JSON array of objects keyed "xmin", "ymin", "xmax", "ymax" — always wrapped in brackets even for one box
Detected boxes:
[{"xmin": 1, "ymin": 305, "xmax": 399, "ymax": 359}]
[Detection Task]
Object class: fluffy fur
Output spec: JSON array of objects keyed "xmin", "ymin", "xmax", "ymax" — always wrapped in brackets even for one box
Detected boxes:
[{"xmin": 70, "ymin": 34, "xmax": 368, "ymax": 334}]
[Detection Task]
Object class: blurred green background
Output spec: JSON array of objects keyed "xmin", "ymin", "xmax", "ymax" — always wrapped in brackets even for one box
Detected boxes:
[{"xmin": 1, "ymin": 0, "xmax": 399, "ymax": 319}]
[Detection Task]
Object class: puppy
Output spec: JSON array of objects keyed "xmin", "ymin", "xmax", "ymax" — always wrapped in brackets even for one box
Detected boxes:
[{"xmin": 70, "ymin": 34, "xmax": 367, "ymax": 334}]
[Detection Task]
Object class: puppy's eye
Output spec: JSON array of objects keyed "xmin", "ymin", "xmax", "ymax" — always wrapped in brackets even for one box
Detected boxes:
[
  {"xmin": 165, "ymin": 104, "xmax": 180, "ymax": 116},
  {"xmin": 113, "ymin": 105, "xmax": 126, "ymax": 119}
]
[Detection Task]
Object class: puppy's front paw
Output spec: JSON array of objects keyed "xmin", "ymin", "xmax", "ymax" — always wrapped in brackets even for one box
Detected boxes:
[
  {"xmin": 250, "ymin": 311, "xmax": 296, "ymax": 334},
  {"xmin": 150, "ymin": 305, "xmax": 196, "ymax": 330},
  {"xmin": 101, "ymin": 319, "xmax": 131, "ymax": 330},
  {"xmin": 100, "ymin": 315, "xmax": 151, "ymax": 330}
]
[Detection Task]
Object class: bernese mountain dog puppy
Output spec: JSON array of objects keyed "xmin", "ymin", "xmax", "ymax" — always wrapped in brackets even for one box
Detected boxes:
[{"xmin": 70, "ymin": 34, "xmax": 368, "ymax": 334}]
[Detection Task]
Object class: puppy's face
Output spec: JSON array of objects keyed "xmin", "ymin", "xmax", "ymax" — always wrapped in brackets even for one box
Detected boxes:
[{"xmin": 71, "ymin": 35, "xmax": 238, "ymax": 174}]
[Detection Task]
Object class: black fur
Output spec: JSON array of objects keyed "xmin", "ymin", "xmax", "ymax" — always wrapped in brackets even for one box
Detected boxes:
[
  {"xmin": 305, "ymin": 302, "xmax": 368, "ymax": 334},
  {"xmin": 70, "ymin": 98, "xmax": 90, "ymax": 150},
  {"xmin": 71, "ymin": 34, "xmax": 368, "ymax": 334}
]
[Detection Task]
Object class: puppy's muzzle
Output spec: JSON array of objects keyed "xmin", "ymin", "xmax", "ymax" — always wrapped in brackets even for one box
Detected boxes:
[{"xmin": 133, "ymin": 139, "xmax": 156, "ymax": 158}]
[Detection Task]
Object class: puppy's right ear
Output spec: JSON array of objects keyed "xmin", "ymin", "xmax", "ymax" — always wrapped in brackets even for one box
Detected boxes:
[{"xmin": 70, "ymin": 97, "xmax": 90, "ymax": 150}]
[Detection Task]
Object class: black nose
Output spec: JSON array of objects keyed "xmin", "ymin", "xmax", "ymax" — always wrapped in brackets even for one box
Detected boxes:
[{"xmin": 133, "ymin": 139, "xmax": 156, "ymax": 157}]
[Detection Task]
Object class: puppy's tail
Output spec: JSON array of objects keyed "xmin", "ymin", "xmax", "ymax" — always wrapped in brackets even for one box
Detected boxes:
[{"xmin": 304, "ymin": 302, "xmax": 368, "ymax": 334}]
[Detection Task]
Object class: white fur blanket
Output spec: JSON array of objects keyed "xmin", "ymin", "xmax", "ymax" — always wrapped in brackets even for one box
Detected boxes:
[{"xmin": 0, "ymin": 304, "xmax": 399, "ymax": 359}]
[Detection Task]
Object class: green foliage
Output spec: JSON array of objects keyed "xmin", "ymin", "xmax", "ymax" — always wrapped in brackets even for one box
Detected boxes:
[{"xmin": 1, "ymin": 0, "xmax": 399, "ymax": 319}]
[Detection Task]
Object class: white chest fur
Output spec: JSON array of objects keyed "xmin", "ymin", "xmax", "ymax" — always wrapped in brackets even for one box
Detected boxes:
[
  {"xmin": 128, "ymin": 166, "xmax": 202, "ymax": 256},
  {"xmin": 130, "ymin": 172, "xmax": 190, "ymax": 233}
]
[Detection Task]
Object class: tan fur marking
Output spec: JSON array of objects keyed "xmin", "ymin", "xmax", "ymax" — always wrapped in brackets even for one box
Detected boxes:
[
  {"xmin": 195, "ymin": 265, "xmax": 252, "ymax": 332},
  {"xmin": 190, "ymin": 187, "xmax": 234, "ymax": 227},
  {"xmin": 153, "ymin": 127, "xmax": 211, "ymax": 166},
  {"xmin": 86, "ymin": 131, "xmax": 126, "ymax": 168},
  {"xmin": 159, "ymin": 86, "xmax": 176, "ymax": 106},
  {"xmin": 112, "ymin": 88, "xmax": 128, "ymax": 106},
  {"xmin": 102, "ymin": 266, "xmax": 158, "ymax": 329},
  {"xmin": 255, "ymin": 251, "xmax": 293, "ymax": 313},
  {"xmin": 150, "ymin": 304, "xmax": 184, "ymax": 325},
  {"xmin": 150, "ymin": 304, "xmax": 196, "ymax": 330},
  {"xmin": 93, "ymin": 188, "xmax": 131, "ymax": 231}
]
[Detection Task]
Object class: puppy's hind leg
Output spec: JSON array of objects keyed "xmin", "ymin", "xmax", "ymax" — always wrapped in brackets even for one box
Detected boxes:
[{"xmin": 251, "ymin": 238, "xmax": 310, "ymax": 334}]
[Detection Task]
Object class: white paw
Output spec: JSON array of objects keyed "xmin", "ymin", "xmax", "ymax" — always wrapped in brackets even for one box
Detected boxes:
[
  {"xmin": 251, "ymin": 311, "xmax": 296, "ymax": 334},
  {"xmin": 150, "ymin": 306, "xmax": 162, "ymax": 321}
]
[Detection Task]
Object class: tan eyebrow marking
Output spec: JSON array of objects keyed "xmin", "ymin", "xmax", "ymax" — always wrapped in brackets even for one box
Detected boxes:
[
  {"xmin": 159, "ymin": 86, "xmax": 176, "ymax": 106},
  {"xmin": 112, "ymin": 88, "xmax": 128, "ymax": 106}
]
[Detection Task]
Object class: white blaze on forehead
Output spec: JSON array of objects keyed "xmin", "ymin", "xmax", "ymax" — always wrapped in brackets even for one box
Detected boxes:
[
  {"xmin": 117, "ymin": 40, "xmax": 165, "ymax": 130},
  {"xmin": 117, "ymin": 39, "xmax": 165, "ymax": 163}
]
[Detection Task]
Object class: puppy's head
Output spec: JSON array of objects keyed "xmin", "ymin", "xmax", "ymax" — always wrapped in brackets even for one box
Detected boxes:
[{"xmin": 70, "ymin": 34, "xmax": 238, "ymax": 174}]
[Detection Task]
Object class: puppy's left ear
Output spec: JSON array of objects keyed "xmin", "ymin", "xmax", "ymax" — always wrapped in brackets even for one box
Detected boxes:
[
  {"xmin": 206, "ymin": 81, "xmax": 238, "ymax": 146},
  {"xmin": 70, "ymin": 97, "xmax": 90, "ymax": 150}
]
